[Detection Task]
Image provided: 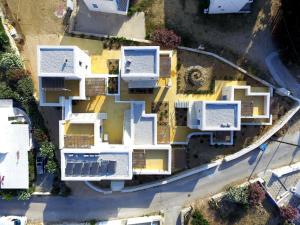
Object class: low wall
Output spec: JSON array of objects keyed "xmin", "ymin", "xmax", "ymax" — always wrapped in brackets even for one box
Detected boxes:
[{"xmin": 224, "ymin": 103, "xmax": 300, "ymax": 162}]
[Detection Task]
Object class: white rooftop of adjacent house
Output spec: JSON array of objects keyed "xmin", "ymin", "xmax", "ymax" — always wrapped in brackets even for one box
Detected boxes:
[
  {"xmin": 207, "ymin": 0, "xmax": 252, "ymax": 14},
  {"xmin": 39, "ymin": 47, "xmax": 75, "ymax": 74},
  {"xmin": 122, "ymin": 46, "xmax": 159, "ymax": 76},
  {"xmin": 205, "ymin": 103, "xmax": 238, "ymax": 128},
  {"xmin": 132, "ymin": 103, "xmax": 155, "ymax": 145},
  {"xmin": 0, "ymin": 100, "xmax": 30, "ymax": 189}
]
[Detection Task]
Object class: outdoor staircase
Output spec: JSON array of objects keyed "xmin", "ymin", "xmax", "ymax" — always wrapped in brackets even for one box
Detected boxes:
[{"xmin": 175, "ymin": 101, "xmax": 189, "ymax": 108}]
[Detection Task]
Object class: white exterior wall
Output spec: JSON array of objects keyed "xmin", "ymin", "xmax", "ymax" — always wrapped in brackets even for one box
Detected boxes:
[
  {"xmin": 206, "ymin": 0, "xmax": 252, "ymax": 14},
  {"xmin": 83, "ymin": 0, "xmax": 127, "ymax": 15},
  {"xmin": 37, "ymin": 46, "xmax": 91, "ymax": 106}
]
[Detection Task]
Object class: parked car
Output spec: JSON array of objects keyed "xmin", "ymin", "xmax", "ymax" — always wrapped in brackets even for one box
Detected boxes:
[
  {"xmin": 0, "ymin": 216, "xmax": 27, "ymax": 225},
  {"xmin": 36, "ymin": 155, "xmax": 45, "ymax": 175}
]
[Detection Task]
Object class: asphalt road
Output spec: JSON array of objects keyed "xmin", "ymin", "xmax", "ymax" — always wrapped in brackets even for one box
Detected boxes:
[{"xmin": 1, "ymin": 121, "xmax": 300, "ymax": 224}]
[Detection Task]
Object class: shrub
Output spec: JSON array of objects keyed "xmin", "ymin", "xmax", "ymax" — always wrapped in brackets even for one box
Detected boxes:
[
  {"xmin": 280, "ymin": 205, "xmax": 299, "ymax": 222},
  {"xmin": 17, "ymin": 190, "xmax": 32, "ymax": 200},
  {"xmin": 0, "ymin": 52, "xmax": 23, "ymax": 74},
  {"xmin": 16, "ymin": 77, "xmax": 34, "ymax": 104},
  {"xmin": 151, "ymin": 29, "xmax": 181, "ymax": 49},
  {"xmin": 7, "ymin": 68, "xmax": 31, "ymax": 83},
  {"xmin": 45, "ymin": 159, "xmax": 57, "ymax": 174},
  {"xmin": 248, "ymin": 182, "xmax": 266, "ymax": 206},
  {"xmin": 225, "ymin": 186, "xmax": 249, "ymax": 207},
  {"xmin": 0, "ymin": 83, "xmax": 20, "ymax": 100},
  {"xmin": 33, "ymin": 128, "xmax": 48, "ymax": 143},
  {"xmin": 191, "ymin": 210, "xmax": 210, "ymax": 225},
  {"xmin": 1, "ymin": 191, "xmax": 13, "ymax": 200},
  {"xmin": 40, "ymin": 141, "xmax": 55, "ymax": 158},
  {"xmin": 0, "ymin": 31, "xmax": 9, "ymax": 52}
]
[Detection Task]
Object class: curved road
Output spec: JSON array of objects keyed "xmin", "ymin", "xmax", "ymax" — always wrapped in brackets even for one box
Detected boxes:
[{"xmin": 1, "ymin": 120, "xmax": 300, "ymax": 224}]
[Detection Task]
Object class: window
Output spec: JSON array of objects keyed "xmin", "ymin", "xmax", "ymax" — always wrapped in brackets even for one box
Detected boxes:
[
  {"xmin": 79, "ymin": 61, "xmax": 82, "ymax": 66},
  {"xmin": 92, "ymin": 3, "xmax": 98, "ymax": 8}
]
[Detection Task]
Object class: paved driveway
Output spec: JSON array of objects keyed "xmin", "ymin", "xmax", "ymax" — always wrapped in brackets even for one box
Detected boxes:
[
  {"xmin": 72, "ymin": 0, "xmax": 146, "ymax": 40},
  {"xmin": 266, "ymin": 52, "xmax": 300, "ymax": 99}
]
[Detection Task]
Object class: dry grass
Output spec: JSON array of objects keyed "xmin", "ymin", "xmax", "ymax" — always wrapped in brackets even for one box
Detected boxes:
[
  {"xmin": 129, "ymin": 0, "xmax": 165, "ymax": 37},
  {"xmin": 191, "ymin": 198, "xmax": 280, "ymax": 225},
  {"xmin": 1, "ymin": 0, "xmax": 65, "ymax": 88}
]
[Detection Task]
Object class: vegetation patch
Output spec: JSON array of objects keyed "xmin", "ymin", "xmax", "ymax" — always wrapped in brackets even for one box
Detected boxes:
[
  {"xmin": 108, "ymin": 77, "xmax": 118, "ymax": 94},
  {"xmin": 0, "ymin": 18, "xmax": 70, "ymax": 199},
  {"xmin": 128, "ymin": 0, "xmax": 165, "ymax": 38},
  {"xmin": 151, "ymin": 101, "xmax": 169, "ymax": 126}
]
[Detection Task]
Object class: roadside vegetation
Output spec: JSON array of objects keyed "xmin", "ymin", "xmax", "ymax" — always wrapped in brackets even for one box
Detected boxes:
[
  {"xmin": 186, "ymin": 182, "xmax": 299, "ymax": 225},
  {"xmin": 0, "ymin": 18, "xmax": 70, "ymax": 199}
]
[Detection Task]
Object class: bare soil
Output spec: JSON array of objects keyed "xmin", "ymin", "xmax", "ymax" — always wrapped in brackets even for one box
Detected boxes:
[
  {"xmin": 1, "ymin": 0, "xmax": 65, "ymax": 89},
  {"xmin": 191, "ymin": 198, "xmax": 280, "ymax": 225}
]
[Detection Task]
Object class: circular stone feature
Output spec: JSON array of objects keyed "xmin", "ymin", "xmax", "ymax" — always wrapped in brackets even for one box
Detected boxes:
[{"xmin": 186, "ymin": 66, "xmax": 208, "ymax": 87}]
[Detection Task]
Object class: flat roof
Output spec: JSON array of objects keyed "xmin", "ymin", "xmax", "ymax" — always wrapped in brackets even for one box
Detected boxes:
[
  {"xmin": 0, "ymin": 100, "xmax": 30, "ymax": 189},
  {"xmin": 40, "ymin": 48, "xmax": 75, "ymax": 74},
  {"xmin": 205, "ymin": 102, "xmax": 239, "ymax": 129},
  {"xmin": 132, "ymin": 103, "xmax": 155, "ymax": 145},
  {"xmin": 122, "ymin": 46, "xmax": 159, "ymax": 76},
  {"xmin": 64, "ymin": 152, "xmax": 130, "ymax": 178}
]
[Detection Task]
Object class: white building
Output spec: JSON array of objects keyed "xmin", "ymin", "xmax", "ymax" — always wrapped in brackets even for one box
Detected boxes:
[
  {"xmin": 37, "ymin": 46, "xmax": 90, "ymax": 107},
  {"xmin": 83, "ymin": 0, "xmax": 130, "ymax": 15},
  {"xmin": 38, "ymin": 45, "xmax": 171, "ymax": 183},
  {"xmin": 187, "ymin": 100, "xmax": 241, "ymax": 131},
  {"xmin": 204, "ymin": 0, "xmax": 253, "ymax": 14},
  {"xmin": 121, "ymin": 46, "xmax": 160, "ymax": 89},
  {"xmin": 0, "ymin": 100, "xmax": 32, "ymax": 189}
]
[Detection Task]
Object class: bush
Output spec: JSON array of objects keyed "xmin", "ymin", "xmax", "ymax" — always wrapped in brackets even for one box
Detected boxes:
[
  {"xmin": 40, "ymin": 141, "xmax": 55, "ymax": 158},
  {"xmin": 151, "ymin": 29, "xmax": 181, "ymax": 49},
  {"xmin": 33, "ymin": 128, "xmax": 48, "ymax": 143},
  {"xmin": 280, "ymin": 205, "xmax": 299, "ymax": 222},
  {"xmin": 0, "ymin": 31, "xmax": 9, "ymax": 52},
  {"xmin": 7, "ymin": 68, "xmax": 31, "ymax": 83},
  {"xmin": 248, "ymin": 182, "xmax": 266, "ymax": 206},
  {"xmin": 191, "ymin": 210, "xmax": 210, "ymax": 225},
  {"xmin": 0, "ymin": 83, "xmax": 20, "ymax": 100},
  {"xmin": 225, "ymin": 186, "xmax": 249, "ymax": 207},
  {"xmin": 17, "ymin": 190, "xmax": 32, "ymax": 200},
  {"xmin": 0, "ymin": 52, "xmax": 23, "ymax": 75},
  {"xmin": 16, "ymin": 77, "xmax": 34, "ymax": 104},
  {"xmin": 45, "ymin": 159, "xmax": 57, "ymax": 174}
]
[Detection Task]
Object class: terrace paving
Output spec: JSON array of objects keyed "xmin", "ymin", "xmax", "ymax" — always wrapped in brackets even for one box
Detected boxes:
[
  {"xmin": 91, "ymin": 50, "xmax": 121, "ymax": 74},
  {"xmin": 45, "ymin": 79, "xmax": 80, "ymax": 103},
  {"xmin": 234, "ymin": 89, "xmax": 265, "ymax": 116},
  {"xmin": 72, "ymin": 96, "xmax": 130, "ymax": 144}
]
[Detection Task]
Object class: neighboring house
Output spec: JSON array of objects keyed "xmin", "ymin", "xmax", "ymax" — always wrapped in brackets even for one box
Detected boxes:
[
  {"xmin": 0, "ymin": 99, "xmax": 32, "ymax": 189},
  {"xmin": 204, "ymin": 0, "xmax": 253, "ymax": 14},
  {"xmin": 82, "ymin": 0, "xmax": 130, "ymax": 15},
  {"xmin": 97, "ymin": 215, "xmax": 163, "ymax": 224},
  {"xmin": 37, "ymin": 45, "xmax": 271, "ymax": 184}
]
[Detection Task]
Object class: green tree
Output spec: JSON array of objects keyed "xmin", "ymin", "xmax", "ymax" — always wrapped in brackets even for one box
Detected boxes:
[
  {"xmin": 0, "ymin": 52, "xmax": 23, "ymax": 75},
  {"xmin": 46, "ymin": 160, "xmax": 57, "ymax": 174},
  {"xmin": 225, "ymin": 186, "xmax": 249, "ymax": 207},
  {"xmin": 191, "ymin": 210, "xmax": 210, "ymax": 225},
  {"xmin": 0, "ymin": 83, "xmax": 19, "ymax": 100},
  {"xmin": 40, "ymin": 141, "xmax": 55, "ymax": 158},
  {"xmin": 0, "ymin": 31, "xmax": 9, "ymax": 52},
  {"xmin": 16, "ymin": 77, "xmax": 34, "ymax": 104}
]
